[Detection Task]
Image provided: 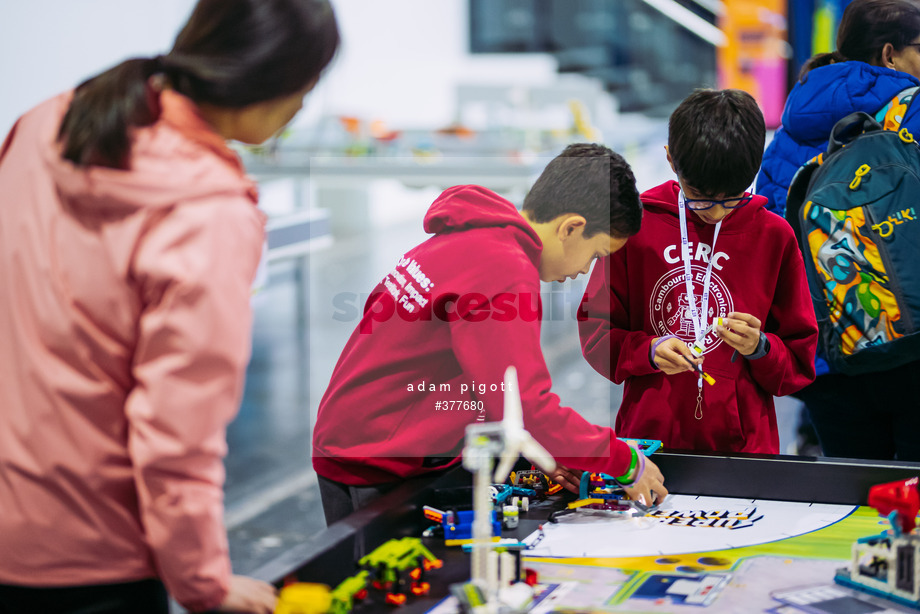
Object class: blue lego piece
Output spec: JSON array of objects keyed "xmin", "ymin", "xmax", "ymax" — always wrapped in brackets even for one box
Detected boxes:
[
  {"xmin": 618, "ymin": 437, "xmax": 662, "ymax": 456},
  {"xmin": 444, "ymin": 510, "xmax": 502, "ymax": 543}
]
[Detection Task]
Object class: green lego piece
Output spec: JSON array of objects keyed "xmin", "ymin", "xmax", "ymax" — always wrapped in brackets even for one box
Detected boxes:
[
  {"xmin": 359, "ymin": 537, "xmax": 439, "ymax": 575},
  {"xmin": 329, "ymin": 570, "xmax": 369, "ymax": 614}
]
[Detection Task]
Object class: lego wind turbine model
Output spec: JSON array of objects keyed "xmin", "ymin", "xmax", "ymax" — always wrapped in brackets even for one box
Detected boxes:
[
  {"xmin": 461, "ymin": 366, "xmax": 556, "ymax": 609},
  {"xmin": 492, "ymin": 366, "xmax": 556, "ymax": 482}
]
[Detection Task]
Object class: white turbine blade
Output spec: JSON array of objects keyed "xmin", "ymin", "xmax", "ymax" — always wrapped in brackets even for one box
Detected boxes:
[
  {"xmin": 498, "ymin": 365, "xmax": 556, "ymax": 477},
  {"xmin": 503, "ymin": 366, "xmax": 524, "ymax": 432},
  {"xmin": 493, "ymin": 449, "xmax": 520, "ymax": 483},
  {"xmin": 520, "ymin": 436, "xmax": 556, "ymax": 474}
]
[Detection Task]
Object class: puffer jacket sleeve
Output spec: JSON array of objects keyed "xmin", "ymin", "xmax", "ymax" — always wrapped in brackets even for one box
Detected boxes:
[
  {"xmin": 756, "ymin": 127, "xmax": 825, "ymax": 219},
  {"xmin": 126, "ymin": 195, "xmax": 265, "ymax": 612},
  {"xmin": 756, "ymin": 132, "xmax": 793, "ymax": 217}
]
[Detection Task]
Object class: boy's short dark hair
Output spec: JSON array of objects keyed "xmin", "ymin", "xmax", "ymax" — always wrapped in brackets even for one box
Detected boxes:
[
  {"xmin": 668, "ymin": 89, "xmax": 766, "ymax": 197},
  {"xmin": 522, "ymin": 143, "xmax": 642, "ymax": 239}
]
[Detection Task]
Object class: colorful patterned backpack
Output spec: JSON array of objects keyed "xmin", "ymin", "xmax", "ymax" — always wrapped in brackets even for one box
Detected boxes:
[{"xmin": 785, "ymin": 87, "xmax": 920, "ymax": 375}]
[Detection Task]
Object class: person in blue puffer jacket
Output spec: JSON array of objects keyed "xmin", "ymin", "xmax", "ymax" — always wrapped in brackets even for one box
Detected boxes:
[{"xmin": 755, "ymin": 0, "xmax": 920, "ymax": 461}]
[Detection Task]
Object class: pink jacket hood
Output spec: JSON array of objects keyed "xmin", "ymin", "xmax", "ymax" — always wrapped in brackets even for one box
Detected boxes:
[{"xmin": 43, "ymin": 90, "xmax": 258, "ymax": 213}]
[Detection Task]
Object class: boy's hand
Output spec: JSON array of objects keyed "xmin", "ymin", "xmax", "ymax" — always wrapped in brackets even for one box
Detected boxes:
[
  {"xmin": 715, "ymin": 312, "xmax": 761, "ymax": 356},
  {"xmin": 549, "ymin": 464, "xmax": 582, "ymax": 494},
  {"xmin": 622, "ymin": 456, "xmax": 668, "ymax": 508},
  {"xmin": 651, "ymin": 336, "xmax": 702, "ymax": 375}
]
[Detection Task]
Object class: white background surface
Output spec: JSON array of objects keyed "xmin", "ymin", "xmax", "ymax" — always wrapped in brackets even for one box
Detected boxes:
[
  {"xmin": 523, "ymin": 494, "xmax": 856, "ymax": 558},
  {"xmin": 0, "ymin": 0, "xmax": 559, "ymax": 136}
]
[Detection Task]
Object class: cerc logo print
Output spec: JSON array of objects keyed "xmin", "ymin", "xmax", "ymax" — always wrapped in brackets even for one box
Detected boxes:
[{"xmin": 648, "ymin": 265, "xmax": 734, "ymax": 355}]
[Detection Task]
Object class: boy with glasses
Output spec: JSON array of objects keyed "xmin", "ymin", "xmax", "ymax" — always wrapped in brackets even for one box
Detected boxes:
[{"xmin": 578, "ymin": 89, "xmax": 818, "ymax": 454}]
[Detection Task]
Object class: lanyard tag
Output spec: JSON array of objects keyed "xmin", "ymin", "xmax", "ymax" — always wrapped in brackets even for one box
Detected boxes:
[{"xmin": 677, "ymin": 192, "xmax": 722, "ymax": 345}]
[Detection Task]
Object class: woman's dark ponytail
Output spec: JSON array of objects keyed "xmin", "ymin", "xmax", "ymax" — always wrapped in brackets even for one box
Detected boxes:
[
  {"xmin": 798, "ymin": 50, "xmax": 846, "ymax": 82},
  {"xmin": 58, "ymin": 57, "xmax": 162, "ymax": 170}
]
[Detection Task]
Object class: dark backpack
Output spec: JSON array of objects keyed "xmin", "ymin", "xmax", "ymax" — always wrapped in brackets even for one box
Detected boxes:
[{"xmin": 785, "ymin": 87, "xmax": 920, "ymax": 375}]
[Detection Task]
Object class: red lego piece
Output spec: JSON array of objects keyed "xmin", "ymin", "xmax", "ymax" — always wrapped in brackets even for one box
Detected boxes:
[{"xmin": 868, "ymin": 477, "xmax": 919, "ymax": 533}]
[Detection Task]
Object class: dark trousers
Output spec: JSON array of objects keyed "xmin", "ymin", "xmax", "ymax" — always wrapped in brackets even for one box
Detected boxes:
[
  {"xmin": 317, "ymin": 466, "xmax": 457, "ymax": 527},
  {"xmin": 316, "ymin": 475, "xmax": 407, "ymax": 561},
  {"xmin": 0, "ymin": 578, "xmax": 168, "ymax": 614},
  {"xmin": 796, "ymin": 359, "xmax": 920, "ymax": 461},
  {"xmin": 317, "ymin": 474, "xmax": 401, "ymax": 526}
]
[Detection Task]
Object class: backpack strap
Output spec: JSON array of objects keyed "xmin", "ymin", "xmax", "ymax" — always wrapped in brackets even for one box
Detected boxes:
[
  {"xmin": 784, "ymin": 159, "xmax": 819, "ymax": 232},
  {"xmin": 826, "ymin": 112, "xmax": 882, "ymax": 157},
  {"xmin": 876, "ymin": 85, "xmax": 919, "ymax": 131}
]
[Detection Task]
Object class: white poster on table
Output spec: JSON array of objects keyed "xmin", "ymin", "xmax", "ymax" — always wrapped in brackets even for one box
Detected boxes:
[{"xmin": 522, "ymin": 495, "xmax": 856, "ymax": 558}]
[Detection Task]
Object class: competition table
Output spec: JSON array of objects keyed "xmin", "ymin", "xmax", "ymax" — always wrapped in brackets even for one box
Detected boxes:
[{"xmin": 257, "ymin": 453, "xmax": 920, "ymax": 613}]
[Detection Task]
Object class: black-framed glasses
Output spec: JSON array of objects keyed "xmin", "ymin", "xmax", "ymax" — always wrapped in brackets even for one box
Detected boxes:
[{"xmin": 682, "ymin": 191, "xmax": 754, "ymax": 211}]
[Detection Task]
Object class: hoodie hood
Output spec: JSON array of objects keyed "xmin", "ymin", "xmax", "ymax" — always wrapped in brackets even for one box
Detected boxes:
[
  {"xmin": 641, "ymin": 180, "xmax": 767, "ymax": 230},
  {"xmin": 423, "ymin": 184, "xmax": 543, "ymax": 269},
  {"xmin": 782, "ymin": 62, "xmax": 920, "ymax": 142},
  {"xmin": 43, "ymin": 90, "xmax": 257, "ymax": 216},
  {"xmin": 424, "ymin": 184, "xmax": 537, "ymax": 234}
]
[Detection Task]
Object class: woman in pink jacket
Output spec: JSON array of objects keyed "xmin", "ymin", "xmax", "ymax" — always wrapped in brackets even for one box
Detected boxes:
[{"xmin": 0, "ymin": 1, "xmax": 338, "ymax": 613}]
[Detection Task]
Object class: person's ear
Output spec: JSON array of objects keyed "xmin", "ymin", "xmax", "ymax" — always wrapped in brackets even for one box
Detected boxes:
[
  {"xmin": 557, "ymin": 215, "xmax": 587, "ymax": 241},
  {"xmin": 881, "ymin": 42, "xmax": 897, "ymax": 69},
  {"xmin": 665, "ymin": 146, "xmax": 677, "ymax": 174}
]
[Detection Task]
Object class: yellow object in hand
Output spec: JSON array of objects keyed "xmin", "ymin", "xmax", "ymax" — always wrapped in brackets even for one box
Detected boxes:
[{"xmin": 276, "ymin": 583, "xmax": 332, "ymax": 614}]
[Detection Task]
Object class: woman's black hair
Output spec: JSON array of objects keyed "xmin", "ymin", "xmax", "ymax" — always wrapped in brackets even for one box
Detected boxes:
[
  {"xmin": 58, "ymin": 0, "xmax": 339, "ymax": 169},
  {"xmin": 799, "ymin": 0, "xmax": 920, "ymax": 81}
]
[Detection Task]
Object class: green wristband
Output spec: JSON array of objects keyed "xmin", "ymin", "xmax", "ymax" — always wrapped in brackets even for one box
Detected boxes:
[{"xmin": 615, "ymin": 446, "xmax": 639, "ymax": 484}]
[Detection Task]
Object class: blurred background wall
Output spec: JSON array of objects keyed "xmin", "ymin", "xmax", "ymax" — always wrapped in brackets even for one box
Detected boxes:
[{"xmin": 0, "ymin": 1, "xmax": 855, "ymax": 136}]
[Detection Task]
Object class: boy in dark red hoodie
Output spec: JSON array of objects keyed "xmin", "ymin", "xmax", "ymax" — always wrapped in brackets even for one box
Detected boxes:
[
  {"xmin": 579, "ymin": 89, "xmax": 818, "ymax": 455},
  {"xmin": 313, "ymin": 144, "xmax": 668, "ymax": 524}
]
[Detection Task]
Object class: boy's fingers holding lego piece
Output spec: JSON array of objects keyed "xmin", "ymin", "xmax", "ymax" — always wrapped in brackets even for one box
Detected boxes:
[
  {"xmin": 550, "ymin": 465, "xmax": 581, "ymax": 494},
  {"xmin": 625, "ymin": 484, "xmax": 653, "ymax": 508},
  {"xmin": 645, "ymin": 457, "xmax": 665, "ymax": 484},
  {"xmin": 717, "ymin": 313, "xmax": 761, "ymax": 355},
  {"xmin": 727, "ymin": 312, "xmax": 761, "ymax": 330},
  {"xmin": 650, "ymin": 478, "xmax": 669, "ymax": 505},
  {"xmin": 655, "ymin": 338, "xmax": 701, "ymax": 375},
  {"xmin": 716, "ymin": 327, "xmax": 754, "ymax": 355},
  {"xmin": 656, "ymin": 352, "xmax": 690, "ymax": 375},
  {"xmin": 624, "ymin": 460, "xmax": 668, "ymax": 508},
  {"xmin": 642, "ymin": 458, "xmax": 669, "ymax": 505}
]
